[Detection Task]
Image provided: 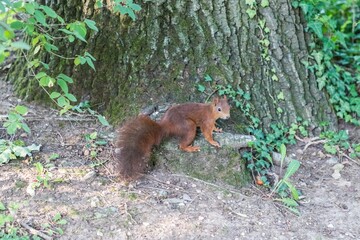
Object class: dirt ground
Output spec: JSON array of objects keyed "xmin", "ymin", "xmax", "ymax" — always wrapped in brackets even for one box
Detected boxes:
[{"xmin": 1, "ymin": 78, "xmax": 360, "ymax": 240}]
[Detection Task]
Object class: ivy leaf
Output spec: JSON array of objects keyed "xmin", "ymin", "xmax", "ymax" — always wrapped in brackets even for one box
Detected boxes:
[
  {"xmin": 261, "ymin": 0, "xmax": 269, "ymax": 7},
  {"xmin": 277, "ymin": 91, "xmax": 285, "ymax": 100},
  {"xmin": 197, "ymin": 84, "xmax": 205, "ymax": 92},
  {"xmin": 245, "ymin": 0, "xmax": 256, "ymax": 7},
  {"xmin": 307, "ymin": 21, "xmax": 323, "ymax": 39},
  {"xmin": 246, "ymin": 9, "xmax": 256, "ymax": 19}
]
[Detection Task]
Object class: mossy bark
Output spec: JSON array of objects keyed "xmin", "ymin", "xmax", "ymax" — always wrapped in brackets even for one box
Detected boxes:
[{"xmin": 8, "ymin": 0, "xmax": 337, "ymax": 131}]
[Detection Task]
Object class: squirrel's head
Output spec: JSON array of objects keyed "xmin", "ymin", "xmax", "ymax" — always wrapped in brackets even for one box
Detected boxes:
[{"xmin": 212, "ymin": 95, "xmax": 230, "ymax": 120}]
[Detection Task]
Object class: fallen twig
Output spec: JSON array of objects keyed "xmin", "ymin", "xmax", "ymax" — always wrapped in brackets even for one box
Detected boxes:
[{"xmin": 18, "ymin": 220, "xmax": 53, "ymax": 240}]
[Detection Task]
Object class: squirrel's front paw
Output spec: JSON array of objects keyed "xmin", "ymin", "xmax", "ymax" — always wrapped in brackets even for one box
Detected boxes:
[{"xmin": 210, "ymin": 141, "xmax": 221, "ymax": 148}]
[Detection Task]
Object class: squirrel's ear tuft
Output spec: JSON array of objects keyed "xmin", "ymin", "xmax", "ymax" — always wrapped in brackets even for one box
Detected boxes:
[
  {"xmin": 223, "ymin": 95, "xmax": 227, "ymax": 100},
  {"xmin": 212, "ymin": 97, "xmax": 219, "ymax": 105}
]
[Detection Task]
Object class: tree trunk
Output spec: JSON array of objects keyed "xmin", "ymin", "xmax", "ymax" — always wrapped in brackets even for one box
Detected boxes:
[{"xmin": 8, "ymin": 0, "xmax": 337, "ymax": 131}]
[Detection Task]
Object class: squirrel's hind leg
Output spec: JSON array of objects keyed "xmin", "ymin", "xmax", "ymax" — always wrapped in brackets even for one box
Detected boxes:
[{"xmin": 178, "ymin": 121, "xmax": 200, "ymax": 152}]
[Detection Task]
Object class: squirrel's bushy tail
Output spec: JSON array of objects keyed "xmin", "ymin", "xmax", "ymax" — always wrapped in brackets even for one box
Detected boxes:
[{"xmin": 114, "ymin": 115, "xmax": 163, "ymax": 180}]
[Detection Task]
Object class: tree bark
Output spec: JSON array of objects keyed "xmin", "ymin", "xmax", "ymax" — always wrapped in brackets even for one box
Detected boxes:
[{"xmin": 8, "ymin": 0, "xmax": 337, "ymax": 131}]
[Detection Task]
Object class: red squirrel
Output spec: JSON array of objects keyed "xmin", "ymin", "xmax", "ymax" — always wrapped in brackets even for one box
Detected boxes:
[{"xmin": 115, "ymin": 96, "xmax": 230, "ymax": 180}]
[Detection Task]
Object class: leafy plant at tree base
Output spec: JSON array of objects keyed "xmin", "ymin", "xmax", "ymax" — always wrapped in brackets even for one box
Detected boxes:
[
  {"xmin": 294, "ymin": 0, "xmax": 360, "ymax": 125},
  {"xmin": 269, "ymin": 144, "xmax": 301, "ymax": 215},
  {"xmin": 198, "ymin": 75, "xmax": 304, "ymax": 214},
  {"xmin": 320, "ymin": 130, "xmax": 360, "ymax": 159}
]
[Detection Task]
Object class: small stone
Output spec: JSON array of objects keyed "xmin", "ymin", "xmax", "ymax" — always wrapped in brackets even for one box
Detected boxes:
[
  {"xmin": 326, "ymin": 157, "xmax": 339, "ymax": 165},
  {"xmin": 83, "ymin": 171, "xmax": 96, "ymax": 181},
  {"xmin": 327, "ymin": 223, "xmax": 334, "ymax": 228},
  {"xmin": 183, "ymin": 194, "xmax": 192, "ymax": 202},
  {"xmin": 318, "ymin": 151, "xmax": 326, "ymax": 159}
]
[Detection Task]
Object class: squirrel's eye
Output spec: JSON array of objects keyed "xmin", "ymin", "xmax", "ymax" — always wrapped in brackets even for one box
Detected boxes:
[{"xmin": 217, "ymin": 107, "xmax": 222, "ymax": 112}]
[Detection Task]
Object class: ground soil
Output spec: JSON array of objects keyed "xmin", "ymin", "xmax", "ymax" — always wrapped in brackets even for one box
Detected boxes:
[{"xmin": 1, "ymin": 78, "xmax": 360, "ymax": 240}]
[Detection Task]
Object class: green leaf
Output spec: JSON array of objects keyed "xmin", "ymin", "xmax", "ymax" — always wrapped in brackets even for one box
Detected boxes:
[
  {"xmin": 283, "ymin": 180, "xmax": 299, "ymax": 200},
  {"xmin": 15, "ymin": 105, "xmax": 28, "ymax": 115},
  {"xmin": 271, "ymin": 74, "xmax": 278, "ymax": 81},
  {"xmin": 261, "ymin": 0, "xmax": 269, "ymax": 8},
  {"xmin": 71, "ymin": 22, "xmax": 87, "ymax": 42},
  {"xmin": 57, "ymin": 74, "xmax": 73, "ymax": 83},
  {"xmin": 57, "ymin": 219, "xmax": 67, "ymax": 225},
  {"xmin": 50, "ymin": 92, "xmax": 61, "ymax": 99},
  {"xmin": 13, "ymin": 146, "xmax": 31, "ymax": 158},
  {"xmin": 53, "ymin": 213, "xmax": 61, "ymax": 221},
  {"xmin": 0, "ymin": 202, "xmax": 5, "ymax": 210},
  {"xmin": 24, "ymin": 3, "xmax": 35, "ymax": 14},
  {"xmin": 57, "ymin": 79, "xmax": 68, "ymax": 94},
  {"xmin": 34, "ymin": 10, "xmax": 47, "ymax": 26},
  {"xmin": 130, "ymin": 3, "xmax": 141, "ymax": 11},
  {"xmin": 84, "ymin": 51, "xmax": 96, "ymax": 61},
  {"xmin": 246, "ymin": 9, "xmax": 256, "ymax": 19},
  {"xmin": 204, "ymin": 75, "xmax": 212, "ymax": 82},
  {"xmin": 277, "ymin": 91, "xmax": 284, "ymax": 100},
  {"xmin": 324, "ymin": 144, "xmax": 337, "ymax": 154},
  {"xmin": 57, "ymin": 96, "xmax": 68, "ymax": 107},
  {"xmin": 65, "ymin": 93, "xmax": 77, "ymax": 102},
  {"xmin": 49, "ymin": 153, "xmax": 60, "ymax": 160},
  {"xmin": 21, "ymin": 123, "xmax": 31, "ymax": 133},
  {"xmin": 40, "ymin": 5, "xmax": 58, "ymax": 18},
  {"xmin": 90, "ymin": 132, "xmax": 97, "ymax": 140},
  {"xmin": 283, "ymin": 160, "xmax": 300, "ymax": 180},
  {"xmin": 97, "ymin": 115, "xmax": 109, "ymax": 126},
  {"xmin": 68, "ymin": 35, "xmax": 75, "ymax": 42},
  {"xmin": 197, "ymin": 84, "xmax": 205, "ymax": 92},
  {"xmin": 34, "ymin": 162, "xmax": 44, "ymax": 173},
  {"xmin": 6, "ymin": 123, "xmax": 18, "ymax": 135},
  {"xmin": 10, "ymin": 21, "xmax": 24, "ymax": 30},
  {"xmin": 307, "ymin": 21, "xmax": 323, "ymax": 39},
  {"xmin": 74, "ymin": 57, "xmax": 81, "ymax": 66},
  {"xmin": 277, "ymin": 197, "xmax": 299, "ymax": 207},
  {"xmin": 280, "ymin": 143, "xmax": 286, "ymax": 162},
  {"xmin": 11, "ymin": 41, "xmax": 31, "ymax": 50},
  {"xmin": 245, "ymin": 0, "xmax": 256, "ymax": 7},
  {"xmin": 86, "ymin": 57, "xmax": 96, "ymax": 71},
  {"xmin": 84, "ymin": 19, "xmax": 98, "ymax": 32},
  {"xmin": 39, "ymin": 76, "xmax": 55, "ymax": 87},
  {"xmin": 59, "ymin": 28, "xmax": 73, "ymax": 35},
  {"xmin": 35, "ymin": 72, "xmax": 47, "ymax": 79}
]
